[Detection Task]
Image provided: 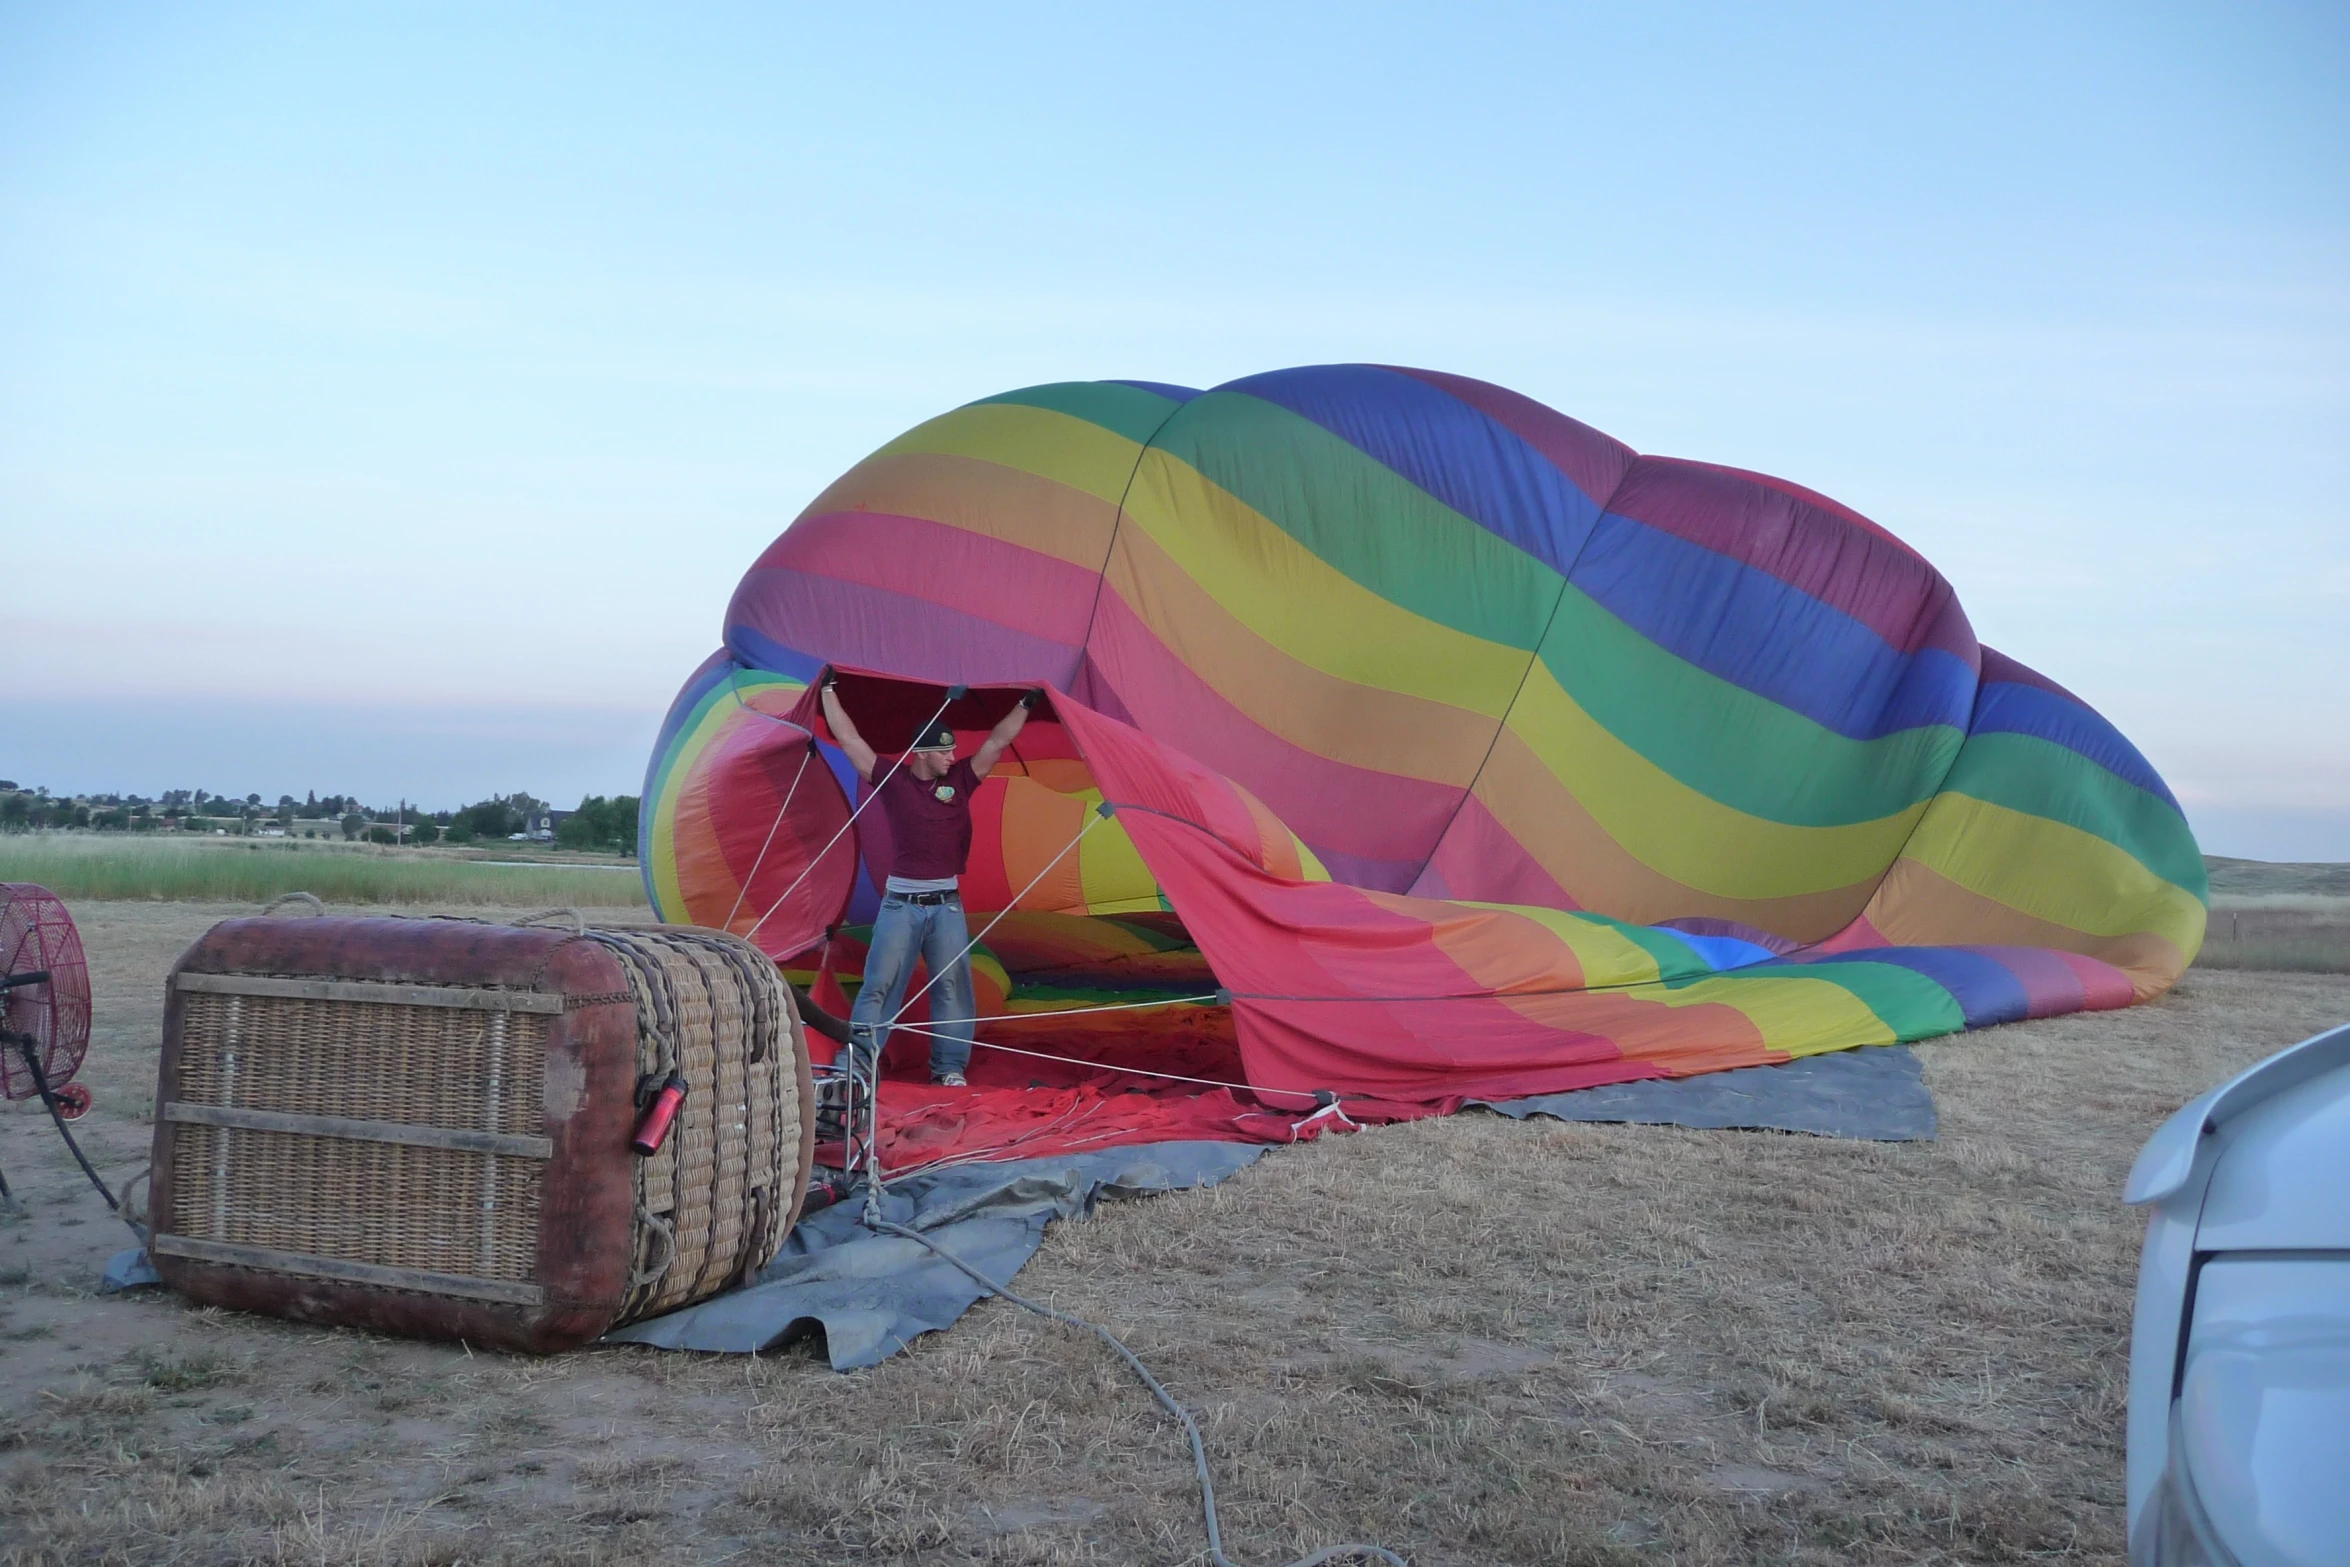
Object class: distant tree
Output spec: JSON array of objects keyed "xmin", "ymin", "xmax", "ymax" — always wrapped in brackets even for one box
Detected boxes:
[
  {"xmin": 367, "ymin": 825, "xmax": 396, "ymax": 845},
  {"xmin": 408, "ymin": 821, "xmax": 440, "ymax": 846},
  {"xmin": 341, "ymin": 812, "xmax": 367, "ymax": 841},
  {"xmin": 0, "ymin": 793, "xmax": 28, "ymax": 831},
  {"xmin": 246, "ymin": 793, "xmax": 261, "ymax": 807},
  {"xmin": 451, "ymin": 798, "xmax": 522, "ymax": 840},
  {"xmin": 556, "ymin": 795, "xmax": 641, "ymax": 855}
]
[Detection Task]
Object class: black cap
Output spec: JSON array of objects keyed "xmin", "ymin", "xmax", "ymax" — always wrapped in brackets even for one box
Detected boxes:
[{"xmin": 913, "ymin": 723, "xmax": 956, "ymax": 753}]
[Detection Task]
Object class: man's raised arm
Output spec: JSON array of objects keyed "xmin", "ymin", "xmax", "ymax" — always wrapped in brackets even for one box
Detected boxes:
[
  {"xmin": 819, "ymin": 678, "xmax": 879, "ymax": 782},
  {"xmin": 971, "ymin": 689, "xmax": 1045, "ymax": 778}
]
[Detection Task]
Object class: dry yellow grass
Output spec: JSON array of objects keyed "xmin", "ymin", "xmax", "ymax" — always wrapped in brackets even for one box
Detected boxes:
[{"xmin": 4, "ymin": 901, "xmax": 2347, "ymax": 1564}]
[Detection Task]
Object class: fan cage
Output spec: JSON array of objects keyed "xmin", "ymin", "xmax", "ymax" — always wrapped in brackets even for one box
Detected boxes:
[{"xmin": 1, "ymin": 882, "xmax": 94, "ymax": 1100}]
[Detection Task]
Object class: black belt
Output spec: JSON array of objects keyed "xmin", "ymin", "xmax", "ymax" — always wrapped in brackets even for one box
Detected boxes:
[{"xmin": 890, "ymin": 890, "xmax": 960, "ymax": 905}]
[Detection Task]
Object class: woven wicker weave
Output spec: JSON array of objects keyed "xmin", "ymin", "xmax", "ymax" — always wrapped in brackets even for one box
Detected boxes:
[
  {"xmin": 589, "ymin": 927, "xmax": 798, "ymax": 1320},
  {"xmin": 148, "ymin": 915, "xmax": 811, "ymax": 1350}
]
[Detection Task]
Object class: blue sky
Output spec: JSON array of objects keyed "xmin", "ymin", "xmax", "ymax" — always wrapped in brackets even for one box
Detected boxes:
[{"xmin": 2, "ymin": 3, "xmax": 2344, "ymax": 856}]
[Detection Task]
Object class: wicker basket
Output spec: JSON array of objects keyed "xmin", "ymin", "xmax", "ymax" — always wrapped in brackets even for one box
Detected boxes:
[{"xmin": 147, "ymin": 914, "xmax": 812, "ymax": 1352}]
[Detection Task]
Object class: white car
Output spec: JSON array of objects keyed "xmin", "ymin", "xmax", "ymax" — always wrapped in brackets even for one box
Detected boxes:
[{"xmin": 2125, "ymin": 1019, "xmax": 2350, "ymax": 1566}]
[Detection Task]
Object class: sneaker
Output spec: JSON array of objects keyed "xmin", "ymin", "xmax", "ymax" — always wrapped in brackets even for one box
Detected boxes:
[{"xmin": 933, "ymin": 1071, "xmax": 968, "ymax": 1088}]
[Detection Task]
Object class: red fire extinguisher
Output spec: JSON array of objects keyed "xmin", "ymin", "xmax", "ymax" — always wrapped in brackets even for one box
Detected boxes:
[{"xmin": 631, "ymin": 1073, "xmax": 688, "ymax": 1155}]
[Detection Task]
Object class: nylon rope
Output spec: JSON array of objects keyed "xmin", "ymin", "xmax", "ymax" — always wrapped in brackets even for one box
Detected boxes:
[
  {"xmin": 721, "ymin": 743, "xmax": 814, "ymax": 934},
  {"xmin": 873, "ymin": 1019, "xmax": 1287, "ymax": 1099},
  {"xmin": 743, "ymin": 689, "xmax": 957, "ymax": 946}
]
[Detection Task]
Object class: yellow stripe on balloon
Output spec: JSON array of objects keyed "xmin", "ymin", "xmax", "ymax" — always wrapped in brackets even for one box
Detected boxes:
[
  {"xmin": 648, "ymin": 672, "xmax": 806, "ymax": 922},
  {"xmin": 1455, "ymin": 903, "xmax": 1667, "ymax": 989},
  {"xmin": 867, "ymin": 403, "xmax": 1147, "ymax": 508},
  {"xmin": 1893, "ymin": 792, "xmax": 2207, "ymax": 952},
  {"xmin": 1503, "ymin": 662, "xmax": 1929, "ymax": 901},
  {"xmin": 1118, "ymin": 445, "xmax": 1532, "ymax": 721}
]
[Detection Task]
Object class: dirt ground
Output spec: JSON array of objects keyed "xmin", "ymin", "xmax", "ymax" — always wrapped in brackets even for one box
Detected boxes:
[{"xmin": 5, "ymin": 901, "xmax": 2349, "ymax": 1566}]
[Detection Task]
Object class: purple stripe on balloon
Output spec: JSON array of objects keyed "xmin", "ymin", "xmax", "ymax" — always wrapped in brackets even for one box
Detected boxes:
[
  {"xmin": 1385, "ymin": 367, "xmax": 1639, "ymax": 515},
  {"xmin": 1570, "ymin": 508, "xmax": 1978, "ymax": 737},
  {"xmin": 1604, "ymin": 457, "xmax": 1977, "ymax": 663},
  {"xmin": 1967, "ymin": 943, "xmax": 2094, "ymax": 1018},
  {"xmin": 755, "ymin": 511, "xmax": 1101, "ymax": 648},
  {"xmin": 726, "ymin": 571, "xmax": 1086, "ymax": 691}
]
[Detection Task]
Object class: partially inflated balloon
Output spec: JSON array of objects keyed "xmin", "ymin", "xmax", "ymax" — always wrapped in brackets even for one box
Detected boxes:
[{"xmin": 643, "ymin": 366, "xmax": 2202, "ymax": 1106}]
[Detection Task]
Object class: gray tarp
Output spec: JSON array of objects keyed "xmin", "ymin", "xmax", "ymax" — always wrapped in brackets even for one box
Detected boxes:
[
  {"xmin": 609, "ymin": 1048, "xmax": 1934, "ymax": 1369},
  {"xmin": 603, "ymin": 1141, "xmax": 1267, "ymax": 1369},
  {"xmin": 1476, "ymin": 1043, "xmax": 1936, "ymax": 1141},
  {"xmin": 106, "ymin": 1051, "xmax": 1934, "ymax": 1365}
]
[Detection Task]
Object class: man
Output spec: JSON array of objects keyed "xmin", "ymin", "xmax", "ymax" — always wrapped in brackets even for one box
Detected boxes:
[{"xmin": 819, "ymin": 677, "xmax": 1042, "ymax": 1087}]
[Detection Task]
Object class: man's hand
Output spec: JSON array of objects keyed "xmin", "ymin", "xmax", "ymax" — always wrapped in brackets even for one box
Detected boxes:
[{"xmin": 972, "ymin": 689, "xmax": 1041, "ymax": 778}]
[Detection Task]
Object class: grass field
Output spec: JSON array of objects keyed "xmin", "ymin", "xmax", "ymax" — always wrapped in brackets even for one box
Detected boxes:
[
  {"xmin": 4, "ymin": 897, "xmax": 2348, "ymax": 1564},
  {"xmin": 0, "ymin": 833, "xmax": 647, "ymax": 907},
  {"xmin": 2195, "ymin": 857, "xmax": 2350, "ymax": 974}
]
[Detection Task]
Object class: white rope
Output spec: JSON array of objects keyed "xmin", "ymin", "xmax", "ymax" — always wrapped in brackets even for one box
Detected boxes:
[
  {"xmin": 744, "ymin": 689, "xmax": 957, "ymax": 945},
  {"xmin": 721, "ymin": 744, "xmax": 813, "ymax": 934},
  {"xmin": 984, "ymin": 992, "xmax": 1224, "ymax": 1025},
  {"xmin": 874, "ymin": 1017, "xmax": 1349, "ymax": 1104}
]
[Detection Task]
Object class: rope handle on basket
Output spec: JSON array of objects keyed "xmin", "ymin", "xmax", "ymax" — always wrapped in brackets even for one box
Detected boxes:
[
  {"xmin": 259, "ymin": 891, "xmax": 325, "ymax": 917},
  {"xmin": 513, "ymin": 907, "xmax": 588, "ymax": 934},
  {"xmin": 629, "ymin": 1208, "xmax": 676, "ymax": 1291}
]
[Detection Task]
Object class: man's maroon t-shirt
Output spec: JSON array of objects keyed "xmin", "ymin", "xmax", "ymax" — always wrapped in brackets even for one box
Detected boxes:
[{"xmin": 873, "ymin": 758, "xmax": 979, "ymax": 881}]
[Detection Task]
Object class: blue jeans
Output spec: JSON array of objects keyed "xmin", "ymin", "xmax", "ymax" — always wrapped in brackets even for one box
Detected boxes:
[{"xmin": 848, "ymin": 893, "xmax": 976, "ymax": 1079}]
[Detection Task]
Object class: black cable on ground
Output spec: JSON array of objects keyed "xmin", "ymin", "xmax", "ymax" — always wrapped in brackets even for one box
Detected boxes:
[
  {"xmin": 874, "ymin": 1217, "xmax": 1406, "ymax": 1567},
  {"xmin": 9, "ymin": 1034, "xmax": 142, "ymax": 1240}
]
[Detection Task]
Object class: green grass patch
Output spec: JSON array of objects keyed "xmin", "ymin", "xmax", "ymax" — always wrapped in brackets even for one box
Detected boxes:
[{"xmin": 0, "ymin": 834, "xmax": 647, "ymax": 907}]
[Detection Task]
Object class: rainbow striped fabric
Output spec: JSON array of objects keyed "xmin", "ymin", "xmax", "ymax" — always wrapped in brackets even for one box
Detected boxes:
[{"xmin": 643, "ymin": 366, "xmax": 2204, "ymax": 1104}]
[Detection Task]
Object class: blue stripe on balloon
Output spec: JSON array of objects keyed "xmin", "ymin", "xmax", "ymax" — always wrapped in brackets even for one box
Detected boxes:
[
  {"xmin": 1971, "ymin": 678, "xmax": 2177, "ymax": 806},
  {"xmin": 1570, "ymin": 512, "xmax": 1978, "ymax": 739},
  {"xmin": 1663, "ymin": 930, "xmax": 1779, "ymax": 973},
  {"xmin": 1785, "ymin": 947, "xmax": 2032, "ymax": 1028},
  {"xmin": 724, "ymin": 625, "xmax": 827, "ymax": 684},
  {"xmin": 1219, "ymin": 364, "xmax": 1607, "ymax": 576}
]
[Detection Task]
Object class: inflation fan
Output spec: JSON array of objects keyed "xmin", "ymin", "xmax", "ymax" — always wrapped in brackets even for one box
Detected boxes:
[{"xmin": 1, "ymin": 881, "xmax": 115, "ymax": 1215}]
